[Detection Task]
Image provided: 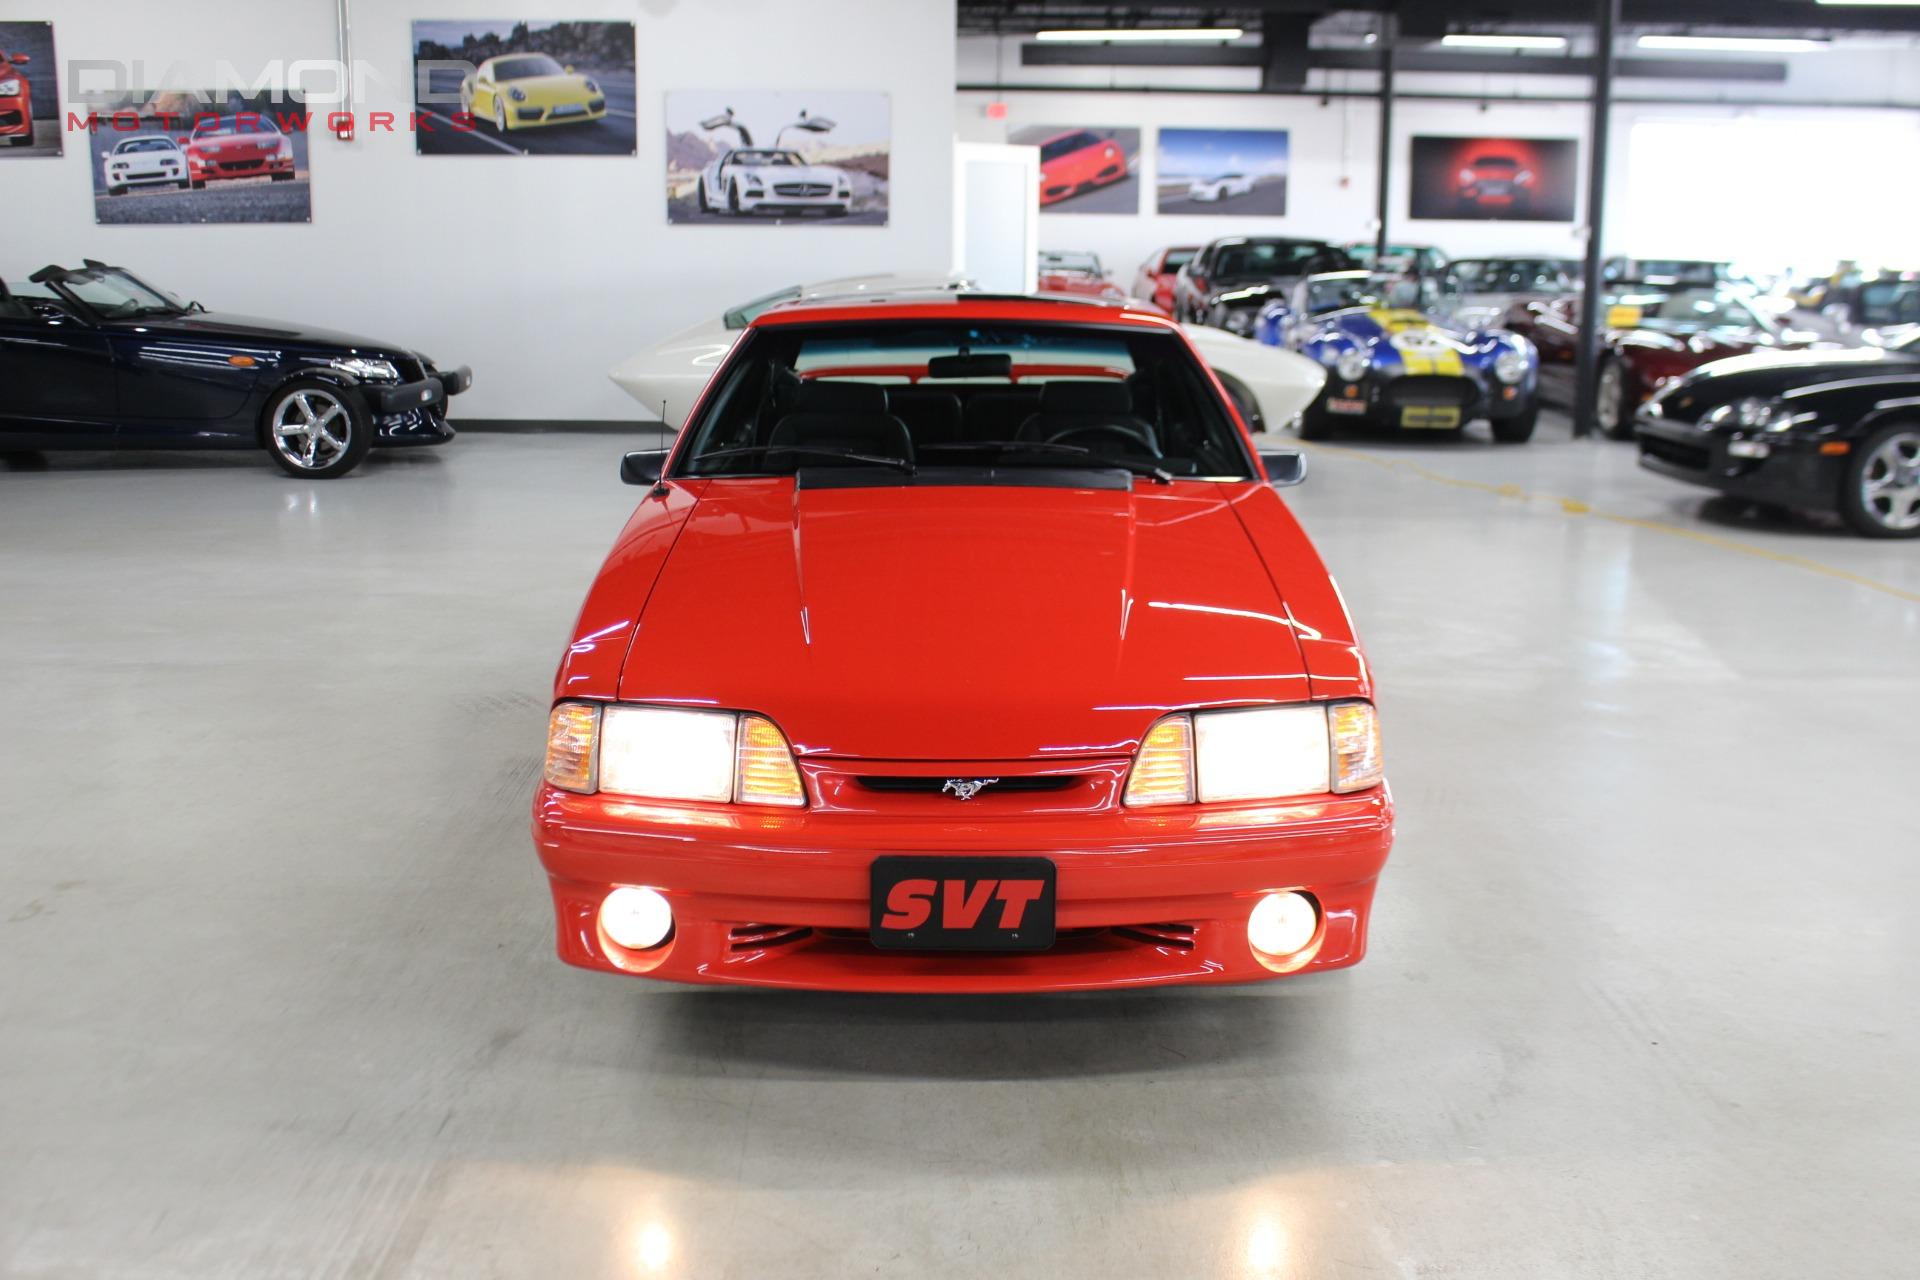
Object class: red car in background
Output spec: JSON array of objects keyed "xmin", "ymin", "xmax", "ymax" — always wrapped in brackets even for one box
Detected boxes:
[
  {"xmin": 1456, "ymin": 154, "xmax": 1534, "ymax": 213},
  {"xmin": 1131, "ymin": 245, "xmax": 1199, "ymax": 316},
  {"xmin": 0, "ymin": 47, "xmax": 33, "ymax": 148},
  {"xmin": 1504, "ymin": 286, "xmax": 1820, "ymax": 438},
  {"xmin": 533, "ymin": 291, "xmax": 1393, "ymax": 992},
  {"xmin": 181, "ymin": 114, "xmax": 296, "ymax": 189},
  {"xmin": 1036, "ymin": 250, "xmax": 1126, "ymax": 302},
  {"xmin": 1038, "ymin": 129, "xmax": 1128, "ymax": 206}
]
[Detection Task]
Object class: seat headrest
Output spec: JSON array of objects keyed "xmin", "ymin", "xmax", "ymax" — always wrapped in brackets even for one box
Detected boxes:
[
  {"xmin": 768, "ymin": 412, "xmax": 915, "ymax": 463},
  {"xmin": 794, "ymin": 380, "xmax": 889, "ymax": 415},
  {"xmin": 1039, "ymin": 380, "xmax": 1133, "ymax": 415}
]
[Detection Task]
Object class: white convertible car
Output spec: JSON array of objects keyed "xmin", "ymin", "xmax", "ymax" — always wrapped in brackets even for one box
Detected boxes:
[
  {"xmin": 1187, "ymin": 173, "xmax": 1256, "ymax": 203},
  {"xmin": 101, "ymin": 136, "xmax": 189, "ymax": 196},
  {"xmin": 609, "ymin": 274, "xmax": 1326, "ymax": 435},
  {"xmin": 698, "ymin": 147, "xmax": 854, "ymax": 217}
]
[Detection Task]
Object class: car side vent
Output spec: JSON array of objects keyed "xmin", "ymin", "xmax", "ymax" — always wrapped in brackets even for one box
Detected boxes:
[
  {"xmin": 854, "ymin": 775, "xmax": 1079, "ymax": 794},
  {"xmin": 1114, "ymin": 923, "xmax": 1197, "ymax": 951},
  {"xmin": 728, "ymin": 923, "xmax": 812, "ymax": 952}
]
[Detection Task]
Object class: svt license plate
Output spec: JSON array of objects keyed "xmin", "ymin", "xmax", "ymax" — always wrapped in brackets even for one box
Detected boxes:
[
  {"xmin": 869, "ymin": 856, "xmax": 1056, "ymax": 951},
  {"xmin": 1327, "ymin": 397, "xmax": 1368, "ymax": 415},
  {"xmin": 1400, "ymin": 405, "xmax": 1462, "ymax": 429}
]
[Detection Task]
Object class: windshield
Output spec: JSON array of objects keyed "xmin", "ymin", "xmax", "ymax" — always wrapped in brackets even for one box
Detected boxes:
[
  {"xmin": 116, "ymin": 138, "xmax": 178, "ymax": 154},
  {"xmin": 1608, "ymin": 289, "xmax": 1772, "ymax": 335},
  {"xmin": 192, "ymin": 117, "xmax": 279, "ymax": 138},
  {"xmin": 1163, "ymin": 249, "xmax": 1197, "ymax": 272},
  {"xmin": 729, "ymin": 150, "xmax": 802, "ymax": 166},
  {"xmin": 1040, "ymin": 132, "xmax": 1098, "ymax": 161},
  {"xmin": 1446, "ymin": 259, "xmax": 1572, "ymax": 293},
  {"xmin": 493, "ymin": 54, "xmax": 565, "ymax": 81},
  {"xmin": 57, "ymin": 268, "xmax": 190, "ymax": 319},
  {"xmin": 1214, "ymin": 241, "xmax": 1344, "ymax": 282},
  {"xmin": 676, "ymin": 321, "xmax": 1255, "ymax": 482},
  {"xmin": 1303, "ymin": 276, "xmax": 1383, "ymax": 315},
  {"xmin": 1040, "ymin": 251, "xmax": 1102, "ymax": 276}
]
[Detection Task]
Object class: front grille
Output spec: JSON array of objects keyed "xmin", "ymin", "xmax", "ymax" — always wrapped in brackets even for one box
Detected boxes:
[
  {"xmin": 0, "ymin": 110, "xmax": 23, "ymax": 127},
  {"xmin": 1113, "ymin": 923, "xmax": 1197, "ymax": 950},
  {"xmin": 854, "ymin": 775, "xmax": 1079, "ymax": 795},
  {"xmin": 1386, "ymin": 375, "xmax": 1477, "ymax": 409},
  {"xmin": 774, "ymin": 182, "xmax": 834, "ymax": 197},
  {"xmin": 216, "ymin": 159, "xmax": 264, "ymax": 173},
  {"xmin": 1641, "ymin": 435, "xmax": 1710, "ymax": 471},
  {"xmin": 729, "ymin": 923, "xmax": 812, "ymax": 952},
  {"xmin": 517, "ymin": 107, "xmax": 544, "ymax": 121}
]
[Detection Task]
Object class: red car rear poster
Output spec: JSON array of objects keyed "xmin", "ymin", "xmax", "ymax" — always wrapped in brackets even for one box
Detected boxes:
[
  {"xmin": 1012, "ymin": 124, "xmax": 1140, "ymax": 214},
  {"xmin": 1409, "ymin": 136, "xmax": 1577, "ymax": 222}
]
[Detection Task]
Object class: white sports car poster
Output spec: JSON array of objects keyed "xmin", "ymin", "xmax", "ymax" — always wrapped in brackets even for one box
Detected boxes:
[
  {"xmin": 1156, "ymin": 127, "xmax": 1289, "ymax": 216},
  {"xmin": 666, "ymin": 90, "xmax": 889, "ymax": 226}
]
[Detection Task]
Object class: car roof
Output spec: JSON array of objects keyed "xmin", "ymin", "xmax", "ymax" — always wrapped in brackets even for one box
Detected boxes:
[{"xmin": 746, "ymin": 291, "xmax": 1176, "ymax": 330}]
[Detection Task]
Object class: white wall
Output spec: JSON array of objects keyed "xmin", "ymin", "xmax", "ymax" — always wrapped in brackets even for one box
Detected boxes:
[{"xmin": 5, "ymin": 0, "xmax": 956, "ymax": 420}]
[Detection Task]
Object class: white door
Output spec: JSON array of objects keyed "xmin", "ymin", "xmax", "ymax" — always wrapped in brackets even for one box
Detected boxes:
[{"xmin": 953, "ymin": 142, "xmax": 1039, "ymax": 294}]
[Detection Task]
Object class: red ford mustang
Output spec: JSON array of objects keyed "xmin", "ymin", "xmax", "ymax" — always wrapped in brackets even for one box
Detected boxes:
[{"xmin": 532, "ymin": 292, "xmax": 1393, "ymax": 992}]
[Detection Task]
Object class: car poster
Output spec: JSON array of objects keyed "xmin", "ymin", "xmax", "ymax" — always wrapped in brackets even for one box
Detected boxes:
[
  {"xmin": 412, "ymin": 20, "xmax": 636, "ymax": 156},
  {"xmin": 1013, "ymin": 124, "xmax": 1140, "ymax": 214},
  {"xmin": 89, "ymin": 91, "xmax": 312, "ymax": 225},
  {"xmin": 666, "ymin": 90, "xmax": 890, "ymax": 226},
  {"xmin": 1156, "ymin": 127, "xmax": 1289, "ymax": 216},
  {"xmin": 1408, "ymin": 135, "xmax": 1578, "ymax": 222},
  {"xmin": 0, "ymin": 20, "xmax": 62, "ymax": 157}
]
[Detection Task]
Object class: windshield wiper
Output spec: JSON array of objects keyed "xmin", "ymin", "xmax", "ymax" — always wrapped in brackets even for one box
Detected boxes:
[
  {"xmin": 689, "ymin": 444, "xmax": 915, "ymax": 475},
  {"xmin": 920, "ymin": 440, "xmax": 1173, "ymax": 484}
]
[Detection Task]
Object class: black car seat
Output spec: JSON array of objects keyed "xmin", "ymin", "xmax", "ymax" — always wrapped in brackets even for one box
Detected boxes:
[
  {"xmin": 961, "ymin": 388, "xmax": 1043, "ymax": 442},
  {"xmin": 768, "ymin": 380, "xmax": 915, "ymax": 463},
  {"xmin": 888, "ymin": 389, "xmax": 963, "ymax": 448},
  {"xmin": 1016, "ymin": 380, "xmax": 1162, "ymax": 456}
]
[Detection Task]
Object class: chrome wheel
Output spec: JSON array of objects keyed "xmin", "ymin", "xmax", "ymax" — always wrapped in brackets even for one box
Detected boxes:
[
  {"xmin": 494, "ymin": 97, "xmax": 507, "ymax": 133},
  {"xmin": 270, "ymin": 389, "xmax": 352, "ymax": 472},
  {"xmin": 1861, "ymin": 429, "xmax": 1920, "ymax": 531},
  {"xmin": 1596, "ymin": 363, "xmax": 1625, "ymax": 436}
]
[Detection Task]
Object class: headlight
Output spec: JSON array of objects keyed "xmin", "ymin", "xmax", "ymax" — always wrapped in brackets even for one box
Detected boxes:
[
  {"xmin": 0, "ymin": 79, "xmax": 21, "ymax": 96},
  {"xmin": 1493, "ymin": 348, "xmax": 1531, "ymax": 384},
  {"xmin": 1704, "ymin": 396, "xmax": 1793, "ymax": 431},
  {"xmin": 1334, "ymin": 348, "xmax": 1371, "ymax": 383},
  {"xmin": 544, "ymin": 702, "xmax": 806, "ymax": 807},
  {"xmin": 508, "ymin": 86, "xmax": 527, "ymax": 102},
  {"xmin": 1223, "ymin": 309, "xmax": 1255, "ymax": 336},
  {"xmin": 328, "ymin": 357, "xmax": 400, "ymax": 382},
  {"xmin": 1124, "ymin": 701, "xmax": 1383, "ymax": 806},
  {"xmin": 585, "ymin": 78, "xmax": 601, "ymax": 93}
]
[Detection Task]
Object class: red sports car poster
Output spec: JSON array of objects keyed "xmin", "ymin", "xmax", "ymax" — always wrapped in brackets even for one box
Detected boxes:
[
  {"xmin": 1011, "ymin": 124, "xmax": 1140, "ymax": 214},
  {"xmin": 1408, "ymin": 136, "xmax": 1577, "ymax": 222}
]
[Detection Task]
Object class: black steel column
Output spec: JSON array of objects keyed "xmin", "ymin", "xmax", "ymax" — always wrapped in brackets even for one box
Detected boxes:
[
  {"xmin": 1573, "ymin": 0, "xmax": 1619, "ymax": 438},
  {"xmin": 1375, "ymin": 19, "xmax": 1395, "ymax": 263}
]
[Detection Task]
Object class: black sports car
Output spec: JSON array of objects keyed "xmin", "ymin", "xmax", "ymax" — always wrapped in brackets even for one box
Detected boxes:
[
  {"xmin": 1634, "ymin": 333, "xmax": 1920, "ymax": 537},
  {"xmin": 0, "ymin": 261, "xmax": 469, "ymax": 478},
  {"xmin": 1172, "ymin": 236, "xmax": 1355, "ymax": 335}
]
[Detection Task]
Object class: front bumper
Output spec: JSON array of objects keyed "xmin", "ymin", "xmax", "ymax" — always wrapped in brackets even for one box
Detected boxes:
[
  {"xmin": 738, "ymin": 189, "xmax": 853, "ymax": 215},
  {"xmin": 532, "ymin": 782, "xmax": 1394, "ymax": 992},
  {"xmin": 1318, "ymin": 370, "xmax": 1533, "ymax": 429},
  {"xmin": 1635, "ymin": 412, "xmax": 1847, "ymax": 509},
  {"xmin": 0, "ymin": 101, "xmax": 30, "ymax": 136},
  {"xmin": 513, "ymin": 100, "xmax": 607, "ymax": 127},
  {"xmin": 190, "ymin": 152, "xmax": 295, "ymax": 181},
  {"xmin": 365, "ymin": 366, "xmax": 470, "ymax": 447}
]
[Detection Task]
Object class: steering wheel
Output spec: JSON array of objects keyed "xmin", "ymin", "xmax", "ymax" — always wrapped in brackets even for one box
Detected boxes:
[{"xmin": 1047, "ymin": 424, "xmax": 1163, "ymax": 458}]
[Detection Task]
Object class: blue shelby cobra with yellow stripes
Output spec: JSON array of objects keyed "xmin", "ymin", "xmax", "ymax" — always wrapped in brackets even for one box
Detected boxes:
[{"xmin": 1255, "ymin": 271, "xmax": 1540, "ymax": 442}]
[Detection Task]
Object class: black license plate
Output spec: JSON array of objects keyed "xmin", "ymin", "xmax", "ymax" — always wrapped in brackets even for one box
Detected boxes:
[{"xmin": 869, "ymin": 856, "xmax": 1056, "ymax": 952}]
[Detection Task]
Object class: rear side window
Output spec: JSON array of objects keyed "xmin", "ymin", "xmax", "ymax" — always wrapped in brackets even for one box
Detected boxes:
[{"xmin": 676, "ymin": 320, "xmax": 1255, "ymax": 482}]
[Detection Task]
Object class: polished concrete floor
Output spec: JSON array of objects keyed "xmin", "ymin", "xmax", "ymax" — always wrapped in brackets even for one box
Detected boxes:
[{"xmin": 2, "ymin": 417, "xmax": 1916, "ymax": 1279}]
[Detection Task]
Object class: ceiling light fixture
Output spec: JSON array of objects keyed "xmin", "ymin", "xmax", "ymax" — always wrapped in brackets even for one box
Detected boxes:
[
  {"xmin": 1034, "ymin": 27, "xmax": 1244, "ymax": 43},
  {"xmin": 1637, "ymin": 34, "xmax": 1828, "ymax": 52},
  {"xmin": 1440, "ymin": 34, "xmax": 1570, "ymax": 50}
]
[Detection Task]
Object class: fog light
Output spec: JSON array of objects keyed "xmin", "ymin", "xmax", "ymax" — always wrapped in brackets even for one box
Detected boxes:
[
  {"xmin": 1727, "ymin": 440, "xmax": 1771, "ymax": 459},
  {"xmin": 1247, "ymin": 891, "xmax": 1318, "ymax": 956},
  {"xmin": 600, "ymin": 887, "xmax": 673, "ymax": 951}
]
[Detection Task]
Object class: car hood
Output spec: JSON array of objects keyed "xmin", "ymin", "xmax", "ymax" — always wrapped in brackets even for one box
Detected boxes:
[
  {"xmin": 505, "ymin": 73, "xmax": 594, "ymax": 100},
  {"xmin": 100, "ymin": 311, "xmax": 408, "ymax": 355},
  {"xmin": 618, "ymin": 481, "xmax": 1311, "ymax": 760},
  {"xmin": 1669, "ymin": 345, "xmax": 1920, "ymax": 404}
]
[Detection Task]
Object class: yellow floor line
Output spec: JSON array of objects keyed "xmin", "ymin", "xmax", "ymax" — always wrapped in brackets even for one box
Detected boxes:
[{"xmin": 1296, "ymin": 441, "xmax": 1920, "ymax": 605}]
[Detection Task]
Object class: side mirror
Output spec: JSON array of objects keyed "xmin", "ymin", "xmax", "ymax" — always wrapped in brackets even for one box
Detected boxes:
[
  {"xmin": 1259, "ymin": 449, "xmax": 1307, "ymax": 488},
  {"xmin": 620, "ymin": 448, "xmax": 669, "ymax": 486},
  {"xmin": 11, "ymin": 53, "xmax": 30, "ymax": 65},
  {"xmin": 564, "ymin": 64, "xmax": 576, "ymax": 74}
]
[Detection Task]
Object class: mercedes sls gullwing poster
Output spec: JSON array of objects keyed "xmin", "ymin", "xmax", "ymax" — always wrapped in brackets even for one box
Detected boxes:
[{"xmin": 666, "ymin": 90, "xmax": 891, "ymax": 226}]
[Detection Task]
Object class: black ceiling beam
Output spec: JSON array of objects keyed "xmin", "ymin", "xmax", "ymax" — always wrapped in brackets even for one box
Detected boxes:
[{"xmin": 1317, "ymin": 48, "xmax": 1787, "ymax": 81}]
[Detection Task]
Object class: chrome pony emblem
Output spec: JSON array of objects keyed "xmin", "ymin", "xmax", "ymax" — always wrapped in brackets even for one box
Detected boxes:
[{"xmin": 942, "ymin": 778, "xmax": 1000, "ymax": 801}]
